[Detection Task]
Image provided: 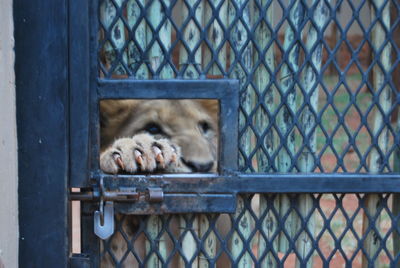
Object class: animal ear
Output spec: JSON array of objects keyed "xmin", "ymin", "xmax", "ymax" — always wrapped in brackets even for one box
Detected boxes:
[{"xmin": 196, "ymin": 99, "xmax": 219, "ymax": 118}]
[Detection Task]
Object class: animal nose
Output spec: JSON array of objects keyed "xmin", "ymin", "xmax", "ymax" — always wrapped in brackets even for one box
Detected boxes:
[{"xmin": 182, "ymin": 159, "xmax": 214, "ymax": 172}]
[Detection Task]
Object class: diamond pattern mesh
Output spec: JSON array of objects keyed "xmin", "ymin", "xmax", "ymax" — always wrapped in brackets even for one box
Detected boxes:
[
  {"xmin": 95, "ymin": 0, "xmax": 400, "ymax": 266},
  {"xmin": 99, "ymin": 194, "xmax": 400, "ymax": 267},
  {"xmin": 98, "ymin": 0, "xmax": 400, "ymax": 173}
]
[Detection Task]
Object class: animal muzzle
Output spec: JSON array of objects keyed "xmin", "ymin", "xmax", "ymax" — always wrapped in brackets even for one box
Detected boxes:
[
  {"xmin": 181, "ymin": 158, "xmax": 214, "ymax": 172},
  {"xmin": 173, "ymin": 134, "xmax": 216, "ymax": 172}
]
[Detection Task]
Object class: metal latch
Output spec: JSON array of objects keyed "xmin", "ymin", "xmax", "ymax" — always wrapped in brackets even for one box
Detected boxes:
[{"xmin": 70, "ymin": 178, "xmax": 164, "ymax": 239}]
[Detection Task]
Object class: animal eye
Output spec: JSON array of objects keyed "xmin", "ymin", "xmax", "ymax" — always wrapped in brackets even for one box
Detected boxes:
[
  {"xmin": 199, "ymin": 121, "xmax": 211, "ymax": 133},
  {"xmin": 144, "ymin": 123, "xmax": 163, "ymax": 135}
]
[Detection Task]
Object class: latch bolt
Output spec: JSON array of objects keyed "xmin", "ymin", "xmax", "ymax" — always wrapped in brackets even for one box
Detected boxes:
[
  {"xmin": 146, "ymin": 187, "xmax": 163, "ymax": 202},
  {"xmin": 70, "ymin": 178, "xmax": 164, "ymax": 239}
]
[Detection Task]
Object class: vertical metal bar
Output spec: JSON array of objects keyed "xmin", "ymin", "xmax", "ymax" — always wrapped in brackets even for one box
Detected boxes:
[
  {"xmin": 363, "ymin": 0, "xmax": 392, "ymax": 267},
  {"xmin": 15, "ymin": 0, "xmax": 69, "ymax": 265},
  {"xmin": 393, "ymin": 110, "xmax": 400, "ymax": 265},
  {"xmin": 92, "ymin": 2, "xmax": 104, "ymax": 265},
  {"xmin": 70, "ymin": 0, "xmax": 90, "ymax": 187},
  {"xmin": 297, "ymin": 1, "xmax": 330, "ymax": 267}
]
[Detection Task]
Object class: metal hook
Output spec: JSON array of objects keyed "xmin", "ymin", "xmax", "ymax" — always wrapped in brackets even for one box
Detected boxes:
[
  {"xmin": 94, "ymin": 177, "xmax": 114, "ymax": 240},
  {"xmin": 94, "ymin": 201, "xmax": 114, "ymax": 240}
]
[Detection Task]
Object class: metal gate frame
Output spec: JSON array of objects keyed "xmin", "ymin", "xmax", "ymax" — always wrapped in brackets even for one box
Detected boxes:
[
  {"xmin": 15, "ymin": 0, "xmax": 400, "ymax": 267},
  {"xmin": 14, "ymin": 0, "xmax": 69, "ymax": 266}
]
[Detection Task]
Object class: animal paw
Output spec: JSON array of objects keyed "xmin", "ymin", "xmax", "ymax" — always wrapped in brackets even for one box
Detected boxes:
[{"xmin": 100, "ymin": 133, "xmax": 181, "ymax": 174}]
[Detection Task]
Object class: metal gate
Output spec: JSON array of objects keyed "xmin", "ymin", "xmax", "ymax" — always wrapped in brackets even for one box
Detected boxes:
[{"xmin": 68, "ymin": 0, "xmax": 400, "ymax": 266}]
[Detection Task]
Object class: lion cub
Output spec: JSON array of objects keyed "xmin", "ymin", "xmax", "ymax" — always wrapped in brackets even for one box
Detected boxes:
[{"xmin": 100, "ymin": 99, "xmax": 219, "ymax": 174}]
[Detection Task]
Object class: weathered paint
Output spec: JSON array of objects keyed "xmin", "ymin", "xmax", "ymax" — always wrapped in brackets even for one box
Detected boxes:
[
  {"xmin": 363, "ymin": 0, "xmax": 392, "ymax": 267},
  {"xmin": 296, "ymin": 1, "xmax": 330, "ymax": 267},
  {"xmin": 277, "ymin": 1, "xmax": 304, "ymax": 257},
  {"xmin": 0, "ymin": 0, "xmax": 18, "ymax": 266}
]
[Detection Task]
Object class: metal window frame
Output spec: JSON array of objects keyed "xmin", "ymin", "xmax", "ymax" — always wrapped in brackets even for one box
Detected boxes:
[{"xmin": 93, "ymin": 79, "xmax": 239, "ymax": 174}]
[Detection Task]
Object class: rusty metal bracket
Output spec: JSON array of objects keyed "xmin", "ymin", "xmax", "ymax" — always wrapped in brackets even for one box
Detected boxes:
[
  {"xmin": 70, "ymin": 178, "xmax": 164, "ymax": 204},
  {"xmin": 83, "ymin": 178, "xmax": 165, "ymax": 238},
  {"xmin": 70, "ymin": 176, "xmax": 235, "ymax": 214}
]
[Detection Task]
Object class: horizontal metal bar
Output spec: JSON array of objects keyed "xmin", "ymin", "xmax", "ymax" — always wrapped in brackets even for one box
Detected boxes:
[
  {"xmin": 69, "ymin": 191, "xmax": 140, "ymax": 201},
  {"xmin": 97, "ymin": 79, "xmax": 238, "ymax": 100},
  {"xmin": 69, "ymin": 192, "xmax": 96, "ymax": 201},
  {"xmin": 114, "ymin": 193, "xmax": 236, "ymax": 214},
  {"xmin": 96, "ymin": 173, "xmax": 400, "ymax": 193},
  {"xmin": 70, "ymin": 188, "xmax": 235, "ymax": 214}
]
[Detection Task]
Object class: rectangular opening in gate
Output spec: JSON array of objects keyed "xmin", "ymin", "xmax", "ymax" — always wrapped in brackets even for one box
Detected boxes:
[{"xmin": 99, "ymin": 99, "xmax": 219, "ymax": 174}]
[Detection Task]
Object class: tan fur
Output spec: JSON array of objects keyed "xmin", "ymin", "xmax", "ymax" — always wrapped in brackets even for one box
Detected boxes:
[{"xmin": 100, "ymin": 99, "xmax": 219, "ymax": 173}]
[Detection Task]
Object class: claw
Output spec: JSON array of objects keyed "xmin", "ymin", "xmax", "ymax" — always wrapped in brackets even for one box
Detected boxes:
[
  {"xmin": 153, "ymin": 146, "xmax": 165, "ymax": 167},
  {"xmin": 171, "ymin": 153, "xmax": 177, "ymax": 164},
  {"xmin": 134, "ymin": 150, "xmax": 143, "ymax": 166},
  {"xmin": 113, "ymin": 153, "xmax": 124, "ymax": 170},
  {"xmin": 156, "ymin": 154, "xmax": 165, "ymax": 166}
]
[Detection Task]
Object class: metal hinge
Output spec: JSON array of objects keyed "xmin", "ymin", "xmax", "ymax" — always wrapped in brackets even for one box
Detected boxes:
[{"xmin": 70, "ymin": 177, "xmax": 163, "ymax": 239}]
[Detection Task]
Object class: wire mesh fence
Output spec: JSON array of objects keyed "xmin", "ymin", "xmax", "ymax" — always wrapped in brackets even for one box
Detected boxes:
[
  {"xmin": 94, "ymin": 0, "xmax": 400, "ymax": 266},
  {"xmin": 99, "ymin": 193, "xmax": 398, "ymax": 267}
]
